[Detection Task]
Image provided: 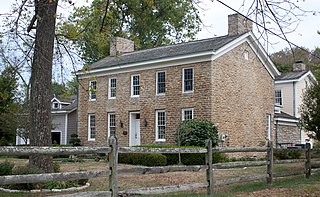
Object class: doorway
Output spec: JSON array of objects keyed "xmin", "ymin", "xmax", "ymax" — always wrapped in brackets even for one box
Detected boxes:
[
  {"xmin": 51, "ymin": 131, "xmax": 61, "ymax": 145},
  {"xmin": 129, "ymin": 112, "xmax": 140, "ymax": 146}
]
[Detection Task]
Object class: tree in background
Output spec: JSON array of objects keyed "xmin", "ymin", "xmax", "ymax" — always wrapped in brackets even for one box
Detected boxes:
[
  {"xmin": 0, "ymin": 66, "xmax": 18, "ymax": 144},
  {"xmin": 300, "ymin": 83, "xmax": 320, "ymax": 140},
  {"xmin": 58, "ymin": 0, "xmax": 202, "ymax": 64},
  {"xmin": 271, "ymin": 47, "xmax": 320, "ymax": 80}
]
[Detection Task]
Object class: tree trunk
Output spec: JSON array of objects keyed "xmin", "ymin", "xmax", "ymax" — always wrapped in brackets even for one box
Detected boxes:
[{"xmin": 29, "ymin": 0, "xmax": 58, "ymax": 173}]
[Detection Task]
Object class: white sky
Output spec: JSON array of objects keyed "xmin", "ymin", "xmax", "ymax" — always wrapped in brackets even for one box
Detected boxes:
[{"xmin": 0, "ymin": 0, "xmax": 319, "ymax": 54}]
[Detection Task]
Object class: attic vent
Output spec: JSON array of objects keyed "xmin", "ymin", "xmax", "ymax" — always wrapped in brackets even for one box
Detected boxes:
[{"xmin": 243, "ymin": 51, "xmax": 249, "ymax": 60}]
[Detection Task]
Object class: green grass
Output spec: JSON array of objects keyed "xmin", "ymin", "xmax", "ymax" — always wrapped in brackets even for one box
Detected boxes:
[{"xmin": 140, "ymin": 172, "xmax": 320, "ymax": 197}]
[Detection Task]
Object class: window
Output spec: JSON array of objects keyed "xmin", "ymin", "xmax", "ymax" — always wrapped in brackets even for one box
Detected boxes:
[
  {"xmin": 275, "ymin": 89, "xmax": 282, "ymax": 106},
  {"xmin": 182, "ymin": 108, "xmax": 194, "ymax": 120},
  {"xmin": 156, "ymin": 110, "xmax": 166, "ymax": 141},
  {"xmin": 108, "ymin": 113, "xmax": 116, "ymax": 137},
  {"xmin": 89, "ymin": 80, "xmax": 97, "ymax": 101},
  {"xmin": 266, "ymin": 114, "xmax": 271, "ymax": 140},
  {"xmin": 183, "ymin": 68, "xmax": 194, "ymax": 93},
  {"xmin": 53, "ymin": 102, "xmax": 59, "ymax": 109},
  {"xmin": 108, "ymin": 78, "xmax": 117, "ymax": 99},
  {"xmin": 131, "ymin": 75, "xmax": 140, "ymax": 97},
  {"xmin": 156, "ymin": 71, "xmax": 165, "ymax": 95},
  {"xmin": 88, "ymin": 114, "xmax": 96, "ymax": 141}
]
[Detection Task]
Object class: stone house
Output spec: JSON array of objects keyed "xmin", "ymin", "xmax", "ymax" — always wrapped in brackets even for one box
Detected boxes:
[
  {"xmin": 16, "ymin": 95, "xmax": 77, "ymax": 145},
  {"xmin": 274, "ymin": 61, "xmax": 317, "ymax": 148},
  {"xmin": 76, "ymin": 14, "xmax": 280, "ymax": 147}
]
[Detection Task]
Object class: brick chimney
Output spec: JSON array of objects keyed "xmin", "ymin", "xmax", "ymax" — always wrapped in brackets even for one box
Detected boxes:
[
  {"xmin": 228, "ymin": 14, "xmax": 252, "ymax": 36},
  {"xmin": 293, "ymin": 60, "xmax": 306, "ymax": 72},
  {"xmin": 110, "ymin": 37, "xmax": 134, "ymax": 57}
]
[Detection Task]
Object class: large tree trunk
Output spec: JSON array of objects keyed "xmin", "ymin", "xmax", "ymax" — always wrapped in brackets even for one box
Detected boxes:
[{"xmin": 29, "ymin": 0, "xmax": 58, "ymax": 173}]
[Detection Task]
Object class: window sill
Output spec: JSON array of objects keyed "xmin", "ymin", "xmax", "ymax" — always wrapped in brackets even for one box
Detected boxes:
[
  {"xmin": 88, "ymin": 139, "xmax": 96, "ymax": 141},
  {"xmin": 89, "ymin": 99, "xmax": 96, "ymax": 101},
  {"xmin": 182, "ymin": 91, "xmax": 194, "ymax": 94},
  {"xmin": 108, "ymin": 97, "xmax": 116, "ymax": 100},
  {"xmin": 156, "ymin": 139, "xmax": 166, "ymax": 142},
  {"xmin": 156, "ymin": 93, "xmax": 165, "ymax": 96},
  {"xmin": 131, "ymin": 95, "xmax": 140, "ymax": 98}
]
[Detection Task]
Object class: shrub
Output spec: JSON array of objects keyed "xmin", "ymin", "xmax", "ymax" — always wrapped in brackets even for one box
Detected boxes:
[
  {"xmin": 274, "ymin": 149, "xmax": 303, "ymax": 160},
  {"xmin": 176, "ymin": 119, "xmax": 218, "ymax": 147},
  {"xmin": 163, "ymin": 152, "xmax": 228, "ymax": 165},
  {"xmin": 119, "ymin": 153, "xmax": 167, "ymax": 166},
  {"xmin": 69, "ymin": 134, "xmax": 81, "ymax": 146},
  {"xmin": 53, "ymin": 162, "xmax": 60, "ymax": 173},
  {"xmin": 0, "ymin": 137, "xmax": 9, "ymax": 146},
  {"xmin": 0, "ymin": 161, "xmax": 14, "ymax": 176},
  {"xmin": 43, "ymin": 180, "xmax": 79, "ymax": 190}
]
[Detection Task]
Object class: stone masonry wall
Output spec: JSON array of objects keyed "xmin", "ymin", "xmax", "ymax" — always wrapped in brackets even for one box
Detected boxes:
[
  {"xmin": 277, "ymin": 124, "xmax": 300, "ymax": 146},
  {"xmin": 77, "ymin": 42, "xmax": 275, "ymax": 148},
  {"xmin": 211, "ymin": 42, "xmax": 275, "ymax": 147},
  {"xmin": 77, "ymin": 61, "xmax": 213, "ymax": 146}
]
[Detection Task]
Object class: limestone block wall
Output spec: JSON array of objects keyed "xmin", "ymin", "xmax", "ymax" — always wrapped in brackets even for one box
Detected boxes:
[
  {"xmin": 211, "ymin": 42, "xmax": 275, "ymax": 147},
  {"xmin": 77, "ymin": 61, "xmax": 213, "ymax": 146},
  {"xmin": 277, "ymin": 124, "xmax": 300, "ymax": 146}
]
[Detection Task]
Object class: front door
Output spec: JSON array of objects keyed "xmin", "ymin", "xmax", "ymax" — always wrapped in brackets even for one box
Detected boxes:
[{"xmin": 129, "ymin": 112, "xmax": 140, "ymax": 146}]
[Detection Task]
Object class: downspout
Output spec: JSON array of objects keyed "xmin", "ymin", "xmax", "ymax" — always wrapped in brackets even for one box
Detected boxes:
[
  {"xmin": 293, "ymin": 82, "xmax": 296, "ymax": 117},
  {"xmin": 76, "ymin": 75, "xmax": 79, "ymax": 138},
  {"xmin": 275, "ymin": 119, "xmax": 278, "ymax": 148}
]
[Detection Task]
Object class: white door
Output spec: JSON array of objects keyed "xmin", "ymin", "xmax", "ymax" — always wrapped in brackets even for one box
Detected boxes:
[{"xmin": 129, "ymin": 112, "xmax": 140, "ymax": 146}]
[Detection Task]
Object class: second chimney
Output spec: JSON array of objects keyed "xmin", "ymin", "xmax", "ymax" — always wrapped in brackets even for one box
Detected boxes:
[
  {"xmin": 228, "ymin": 14, "xmax": 252, "ymax": 36},
  {"xmin": 293, "ymin": 60, "xmax": 306, "ymax": 72},
  {"xmin": 110, "ymin": 37, "xmax": 134, "ymax": 57}
]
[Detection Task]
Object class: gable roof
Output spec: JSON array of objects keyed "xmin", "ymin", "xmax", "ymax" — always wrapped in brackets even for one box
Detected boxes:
[
  {"xmin": 90, "ymin": 33, "xmax": 244, "ymax": 70},
  {"xmin": 275, "ymin": 70, "xmax": 317, "ymax": 84},
  {"xmin": 77, "ymin": 32, "xmax": 280, "ymax": 79}
]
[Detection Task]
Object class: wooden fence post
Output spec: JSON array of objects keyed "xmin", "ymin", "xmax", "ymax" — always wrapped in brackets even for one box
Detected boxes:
[
  {"xmin": 206, "ymin": 140, "xmax": 213, "ymax": 195},
  {"xmin": 267, "ymin": 140, "xmax": 273, "ymax": 187},
  {"xmin": 305, "ymin": 143, "xmax": 311, "ymax": 179},
  {"xmin": 108, "ymin": 136, "xmax": 118, "ymax": 197}
]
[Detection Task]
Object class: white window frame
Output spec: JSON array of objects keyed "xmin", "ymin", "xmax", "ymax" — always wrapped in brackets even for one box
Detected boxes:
[
  {"xmin": 156, "ymin": 71, "xmax": 166, "ymax": 95},
  {"xmin": 155, "ymin": 110, "xmax": 166, "ymax": 142},
  {"xmin": 182, "ymin": 108, "xmax": 194, "ymax": 121},
  {"xmin": 275, "ymin": 89, "xmax": 283, "ymax": 106},
  {"xmin": 89, "ymin": 80, "xmax": 97, "ymax": 101},
  {"xmin": 108, "ymin": 77, "xmax": 117, "ymax": 99},
  {"xmin": 182, "ymin": 67, "xmax": 194, "ymax": 93},
  {"xmin": 108, "ymin": 113, "xmax": 116, "ymax": 138},
  {"xmin": 131, "ymin": 75, "xmax": 140, "ymax": 97},
  {"xmin": 88, "ymin": 114, "xmax": 96, "ymax": 141},
  {"xmin": 52, "ymin": 102, "xmax": 59, "ymax": 109}
]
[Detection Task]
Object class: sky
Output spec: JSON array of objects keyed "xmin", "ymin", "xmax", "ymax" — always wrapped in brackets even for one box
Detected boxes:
[{"xmin": 1, "ymin": 0, "xmax": 319, "ymax": 54}]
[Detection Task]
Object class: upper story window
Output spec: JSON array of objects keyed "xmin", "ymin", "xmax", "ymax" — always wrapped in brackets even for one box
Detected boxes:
[
  {"xmin": 156, "ymin": 110, "xmax": 166, "ymax": 142},
  {"xmin": 183, "ymin": 68, "xmax": 194, "ymax": 93},
  {"xmin": 88, "ymin": 114, "xmax": 96, "ymax": 141},
  {"xmin": 156, "ymin": 71, "xmax": 165, "ymax": 95},
  {"xmin": 52, "ymin": 102, "xmax": 59, "ymax": 109},
  {"xmin": 108, "ymin": 113, "xmax": 116, "ymax": 137},
  {"xmin": 131, "ymin": 75, "xmax": 140, "ymax": 97},
  {"xmin": 182, "ymin": 108, "xmax": 194, "ymax": 120},
  {"xmin": 89, "ymin": 80, "xmax": 97, "ymax": 101},
  {"xmin": 108, "ymin": 77, "xmax": 117, "ymax": 99},
  {"xmin": 275, "ymin": 89, "xmax": 282, "ymax": 106}
]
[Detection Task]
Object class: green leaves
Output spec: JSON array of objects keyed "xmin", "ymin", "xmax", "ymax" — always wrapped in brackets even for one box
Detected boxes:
[
  {"xmin": 300, "ymin": 83, "xmax": 320, "ymax": 140},
  {"xmin": 57, "ymin": 0, "xmax": 201, "ymax": 64},
  {"xmin": 176, "ymin": 119, "xmax": 219, "ymax": 147}
]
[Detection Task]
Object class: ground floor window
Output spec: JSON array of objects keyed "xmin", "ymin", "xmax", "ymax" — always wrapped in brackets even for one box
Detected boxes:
[
  {"xmin": 182, "ymin": 108, "xmax": 194, "ymax": 120},
  {"xmin": 108, "ymin": 113, "xmax": 116, "ymax": 137},
  {"xmin": 88, "ymin": 114, "xmax": 96, "ymax": 141},
  {"xmin": 156, "ymin": 110, "xmax": 166, "ymax": 141}
]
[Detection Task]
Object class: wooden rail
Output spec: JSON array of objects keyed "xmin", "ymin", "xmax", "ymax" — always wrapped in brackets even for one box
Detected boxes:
[{"xmin": 0, "ymin": 138, "xmax": 316, "ymax": 197}]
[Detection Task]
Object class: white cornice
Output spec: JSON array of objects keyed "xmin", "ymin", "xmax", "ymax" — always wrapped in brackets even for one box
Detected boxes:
[
  {"xmin": 275, "ymin": 71, "xmax": 317, "ymax": 84},
  {"xmin": 77, "ymin": 32, "xmax": 280, "ymax": 79},
  {"xmin": 77, "ymin": 51, "xmax": 213, "ymax": 79}
]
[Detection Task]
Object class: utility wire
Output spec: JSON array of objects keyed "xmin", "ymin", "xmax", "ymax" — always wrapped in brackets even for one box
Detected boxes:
[{"xmin": 215, "ymin": 0, "xmax": 320, "ymax": 61}]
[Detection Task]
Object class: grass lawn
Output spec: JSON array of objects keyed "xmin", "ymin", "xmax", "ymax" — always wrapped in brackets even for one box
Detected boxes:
[{"xmin": 0, "ymin": 157, "xmax": 318, "ymax": 196}]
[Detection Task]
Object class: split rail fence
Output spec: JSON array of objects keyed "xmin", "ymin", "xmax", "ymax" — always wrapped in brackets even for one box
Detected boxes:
[{"xmin": 0, "ymin": 136, "xmax": 318, "ymax": 197}]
